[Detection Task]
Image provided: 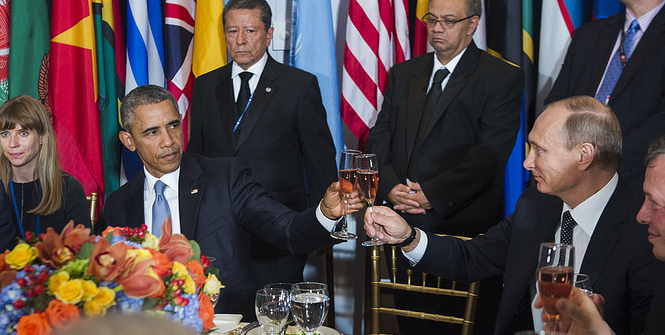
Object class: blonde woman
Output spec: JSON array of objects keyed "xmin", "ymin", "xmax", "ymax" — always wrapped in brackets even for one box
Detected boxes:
[{"xmin": 0, "ymin": 95, "xmax": 90, "ymax": 240}]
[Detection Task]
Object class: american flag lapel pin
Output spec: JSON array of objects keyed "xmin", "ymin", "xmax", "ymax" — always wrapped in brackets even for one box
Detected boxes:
[{"xmin": 191, "ymin": 188, "xmax": 198, "ymax": 194}]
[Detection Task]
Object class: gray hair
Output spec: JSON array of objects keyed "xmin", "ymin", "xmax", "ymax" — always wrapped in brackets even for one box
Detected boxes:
[
  {"xmin": 223, "ymin": 0, "xmax": 272, "ymax": 31},
  {"xmin": 546, "ymin": 95, "xmax": 622, "ymax": 171},
  {"xmin": 120, "ymin": 85, "xmax": 178, "ymax": 133},
  {"xmin": 466, "ymin": 0, "xmax": 482, "ymax": 18},
  {"xmin": 645, "ymin": 134, "xmax": 665, "ymax": 167}
]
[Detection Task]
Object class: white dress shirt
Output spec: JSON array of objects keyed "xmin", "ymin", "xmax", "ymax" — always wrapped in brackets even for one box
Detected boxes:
[{"xmin": 231, "ymin": 52, "xmax": 268, "ymax": 101}]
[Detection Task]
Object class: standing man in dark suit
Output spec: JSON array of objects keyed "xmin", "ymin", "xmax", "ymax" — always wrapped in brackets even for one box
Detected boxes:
[
  {"xmin": 366, "ymin": 0, "xmax": 523, "ymax": 237},
  {"xmin": 188, "ymin": 0, "xmax": 337, "ymax": 287},
  {"xmin": 97, "ymin": 85, "xmax": 361, "ymax": 320},
  {"xmin": 365, "ymin": 96, "xmax": 664, "ymax": 335},
  {"xmin": 546, "ymin": 0, "xmax": 665, "ymax": 192}
]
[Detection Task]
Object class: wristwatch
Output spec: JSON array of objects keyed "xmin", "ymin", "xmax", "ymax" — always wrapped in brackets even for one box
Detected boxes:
[{"xmin": 394, "ymin": 225, "xmax": 417, "ymax": 248}]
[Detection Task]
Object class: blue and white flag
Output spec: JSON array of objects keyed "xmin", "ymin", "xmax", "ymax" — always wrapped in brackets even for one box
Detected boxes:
[
  {"xmin": 289, "ymin": 0, "xmax": 343, "ymax": 164},
  {"xmin": 122, "ymin": 0, "xmax": 166, "ymax": 181}
]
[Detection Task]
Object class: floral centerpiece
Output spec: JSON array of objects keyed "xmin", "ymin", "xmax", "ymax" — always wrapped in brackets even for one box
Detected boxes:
[{"xmin": 0, "ymin": 220, "xmax": 223, "ymax": 335}]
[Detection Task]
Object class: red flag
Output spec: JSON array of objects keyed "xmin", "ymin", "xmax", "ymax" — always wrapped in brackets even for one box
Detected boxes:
[
  {"xmin": 341, "ymin": 0, "xmax": 410, "ymax": 149},
  {"xmin": 49, "ymin": 0, "xmax": 104, "ymax": 196}
]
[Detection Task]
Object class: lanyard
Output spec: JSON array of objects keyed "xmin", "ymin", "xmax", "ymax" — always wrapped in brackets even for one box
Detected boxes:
[
  {"xmin": 618, "ymin": 27, "xmax": 629, "ymax": 69},
  {"xmin": 233, "ymin": 92, "xmax": 254, "ymax": 133},
  {"xmin": 10, "ymin": 180, "xmax": 41, "ymax": 241}
]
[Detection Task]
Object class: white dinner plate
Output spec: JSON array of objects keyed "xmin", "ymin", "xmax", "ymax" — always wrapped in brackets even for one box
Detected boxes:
[
  {"xmin": 247, "ymin": 326, "xmax": 341, "ymax": 335},
  {"xmin": 211, "ymin": 314, "xmax": 243, "ymax": 334}
]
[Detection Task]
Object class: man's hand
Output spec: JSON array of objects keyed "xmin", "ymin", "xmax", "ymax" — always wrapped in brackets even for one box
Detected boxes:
[
  {"xmin": 363, "ymin": 206, "xmax": 414, "ymax": 245},
  {"xmin": 387, "ymin": 183, "xmax": 429, "ymax": 214},
  {"xmin": 321, "ymin": 182, "xmax": 365, "ymax": 219},
  {"xmin": 534, "ymin": 287, "xmax": 612, "ymax": 335}
]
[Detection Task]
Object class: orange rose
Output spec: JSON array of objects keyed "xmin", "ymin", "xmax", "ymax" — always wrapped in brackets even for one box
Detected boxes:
[
  {"xmin": 148, "ymin": 248, "xmax": 172, "ymax": 278},
  {"xmin": 45, "ymin": 299, "xmax": 81, "ymax": 328},
  {"xmin": 185, "ymin": 260, "xmax": 206, "ymax": 290},
  {"xmin": 198, "ymin": 292, "xmax": 215, "ymax": 331},
  {"xmin": 16, "ymin": 312, "xmax": 52, "ymax": 335}
]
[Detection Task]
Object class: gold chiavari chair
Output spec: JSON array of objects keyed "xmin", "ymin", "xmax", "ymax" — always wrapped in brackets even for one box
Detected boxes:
[{"xmin": 368, "ymin": 234, "xmax": 480, "ymax": 335}]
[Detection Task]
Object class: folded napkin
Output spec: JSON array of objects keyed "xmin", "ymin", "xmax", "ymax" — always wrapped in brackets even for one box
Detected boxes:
[{"xmin": 211, "ymin": 314, "xmax": 243, "ymax": 334}]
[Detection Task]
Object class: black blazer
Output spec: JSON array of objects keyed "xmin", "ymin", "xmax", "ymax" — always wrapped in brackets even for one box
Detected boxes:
[
  {"xmin": 416, "ymin": 179, "xmax": 664, "ymax": 335},
  {"xmin": 366, "ymin": 42, "xmax": 524, "ymax": 236},
  {"xmin": 0, "ymin": 180, "xmax": 16, "ymax": 251},
  {"xmin": 546, "ymin": 6, "xmax": 665, "ymax": 191},
  {"xmin": 97, "ymin": 153, "xmax": 337, "ymax": 319},
  {"xmin": 188, "ymin": 55, "xmax": 337, "ymax": 211}
]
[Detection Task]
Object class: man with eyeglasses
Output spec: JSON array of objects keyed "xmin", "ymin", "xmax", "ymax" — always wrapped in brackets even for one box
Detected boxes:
[{"xmin": 366, "ymin": 0, "xmax": 524, "ymax": 333}]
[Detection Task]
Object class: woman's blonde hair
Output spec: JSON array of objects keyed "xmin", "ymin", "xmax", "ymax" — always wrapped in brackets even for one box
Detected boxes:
[{"xmin": 0, "ymin": 95, "xmax": 64, "ymax": 215}]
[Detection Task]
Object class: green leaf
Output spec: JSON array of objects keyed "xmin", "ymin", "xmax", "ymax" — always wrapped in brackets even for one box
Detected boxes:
[
  {"xmin": 78, "ymin": 242, "xmax": 94, "ymax": 260},
  {"xmin": 188, "ymin": 240, "xmax": 201, "ymax": 262}
]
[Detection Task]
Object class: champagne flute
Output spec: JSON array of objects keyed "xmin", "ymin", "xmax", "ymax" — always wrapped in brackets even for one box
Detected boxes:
[
  {"xmin": 574, "ymin": 273, "xmax": 593, "ymax": 297},
  {"xmin": 537, "ymin": 243, "xmax": 575, "ymax": 333},
  {"xmin": 204, "ymin": 256, "xmax": 220, "ymax": 309},
  {"xmin": 290, "ymin": 282, "xmax": 329, "ymax": 335},
  {"xmin": 331, "ymin": 149, "xmax": 362, "ymax": 240},
  {"xmin": 357, "ymin": 153, "xmax": 382, "ymax": 247},
  {"xmin": 255, "ymin": 288, "xmax": 290, "ymax": 335}
]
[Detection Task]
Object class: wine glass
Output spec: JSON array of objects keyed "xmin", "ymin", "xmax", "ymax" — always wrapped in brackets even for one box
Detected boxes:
[
  {"xmin": 537, "ymin": 243, "xmax": 575, "ymax": 333},
  {"xmin": 573, "ymin": 273, "xmax": 593, "ymax": 297},
  {"xmin": 290, "ymin": 282, "xmax": 329, "ymax": 335},
  {"xmin": 255, "ymin": 288, "xmax": 290, "ymax": 335},
  {"xmin": 331, "ymin": 149, "xmax": 362, "ymax": 240},
  {"xmin": 264, "ymin": 283, "xmax": 296, "ymax": 328},
  {"xmin": 357, "ymin": 153, "xmax": 382, "ymax": 247},
  {"xmin": 205, "ymin": 256, "xmax": 220, "ymax": 309}
]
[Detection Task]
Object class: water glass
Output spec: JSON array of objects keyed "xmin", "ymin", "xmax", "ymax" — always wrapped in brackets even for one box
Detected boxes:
[
  {"xmin": 290, "ymin": 282, "xmax": 329, "ymax": 335},
  {"xmin": 255, "ymin": 288, "xmax": 290, "ymax": 335}
]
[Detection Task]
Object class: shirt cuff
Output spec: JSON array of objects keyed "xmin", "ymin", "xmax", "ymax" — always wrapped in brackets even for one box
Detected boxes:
[
  {"xmin": 402, "ymin": 228, "xmax": 427, "ymax": 266},
  {"xmin": 316, "ymin": 201, "xmax": 340, "ymax": 232}
]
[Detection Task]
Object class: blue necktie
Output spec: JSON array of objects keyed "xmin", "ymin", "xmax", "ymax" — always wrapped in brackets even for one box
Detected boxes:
[
  {"xmin": 152, "ymin": 180, "xmax": 171, "ymax": 237},
  {"xmin": 595, "ymin": 19, "xmax": 640, "ymax": 103}
]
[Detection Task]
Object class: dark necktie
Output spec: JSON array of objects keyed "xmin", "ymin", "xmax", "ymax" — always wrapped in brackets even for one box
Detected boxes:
[
  {"xmin": 152, "ymin": 180, "xmax": 171, "ymax": 237},
  {"xmin": 407, "ymin": 68, "xmax": 450, "ymax": 180},
  {"xmin": 236, "ymin": 71, "xmax": 253, "ymax": 121},
  {"xmin": 561, "ymin": 210, "xmax": 577, "ymax": 245},
  {"xmin": 594, "ymin": 19, "xmax": 640, "ymax": 103}
]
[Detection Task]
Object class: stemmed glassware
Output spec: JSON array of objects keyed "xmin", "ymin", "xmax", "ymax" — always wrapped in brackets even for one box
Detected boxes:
[
  {"xmin": 357, "ymin": 153, "xmax": 382, "ymax": 247},
  {"xmin": 537, "ymin": 243, "xmax": 575, "ymax": 333},
  {"xmin": 255, "ymin": 288, "xmax": 290, "ymax": 335},
  {"xmin": 205, "ymin": 256, "xmax": 220, "ymax": 309},
  {"xmin": 574, "ymin": 273, "xmax": 593, "ymax": 297},
  {"xmin": 331, "ymin": 149, "xmax": 361, "ymax": 240},
  {"xmin": 290, "ymin": 282, "xmax": 329, "ymax": 335}
]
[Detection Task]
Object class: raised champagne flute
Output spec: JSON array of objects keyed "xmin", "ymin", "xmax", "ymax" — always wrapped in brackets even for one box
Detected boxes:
[
  {"xmin": 331, "ymin": 149, "xmax": 362, "ymax": 240},
  {"xmin": 290, "ymin": 282, "xmax": 329, "ymax": 335},
  {"xmin": 357, "ymin": 153, "xmax": 383, "ymax": 247},
  {"xmin": 537, "ymin": 242, "xmax": 575, "ymax": 333}
]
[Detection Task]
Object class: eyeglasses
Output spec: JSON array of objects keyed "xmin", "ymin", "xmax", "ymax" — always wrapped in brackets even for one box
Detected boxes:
[{"xmin": 422, "ymin": 14, "xmax": 476, "ymax": 29}]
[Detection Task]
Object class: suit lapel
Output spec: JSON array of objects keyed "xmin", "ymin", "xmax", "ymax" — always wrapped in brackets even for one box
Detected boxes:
[
  {"xmin": 612, "ymin": 6, "xmax": 665, "ymax": 99},
  {"xmin": 178, "ymin": 153, "xmax": 204, "ymax": 240},
  {"xmin": 406, "ymin": 56, "xmax": 433, "ymax": 161},
  {"xmin": 215, "ymin": 66, "xmax": 236, "ymax": 145},
  {"xmin": 235, "ymin": 55, "xmax": 278, "ymax": 149},
  {"xmin": 126, "ymin": 174, "xmax": 147, "ymax": 228},
  {"xmin": 425, "ymin": 42, "xmax": 477, "ymax": 136},
  {"xmin": 580, "ymin": 181, "xmax": 629, "ymax": 288},
  {"xmin": 589, "ymin": 17, "xmax": 623, "ymax": 94}
]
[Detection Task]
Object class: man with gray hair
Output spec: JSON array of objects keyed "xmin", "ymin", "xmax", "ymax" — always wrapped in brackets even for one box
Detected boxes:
[{"xmin": 364, "ymin": 96, "xmax": 664, "ymax": 334}]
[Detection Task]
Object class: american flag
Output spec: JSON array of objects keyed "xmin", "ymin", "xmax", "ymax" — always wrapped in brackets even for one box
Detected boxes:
[{"xmin": 341, "ymin": 0, "xmax": 410, "ymax": 149}]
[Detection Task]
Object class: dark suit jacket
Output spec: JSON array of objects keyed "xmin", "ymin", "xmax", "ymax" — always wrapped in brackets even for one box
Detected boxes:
[
  {"xmin": 188, "ymin": 55, "xmax": 337, "ymax": 285},
  {"xmin": 366, "ymin": 42, "xmax": 524, "ymax": 236},
  {"xmin": 644, "ymin": 276, "xmax": 665, "ymax": 335},
  {"xmin": 416, "ymin": 180, "xmax": 664, "ymax": 335},
  {"xmin": 96, "ymin": 153, "xmax": 337, "ymax": 320},
  {"xmin": 189, "ymin": 55, "xmax": 337, "ymax": 211},
  {"xmin": 546, "ymin": 6, "xmax": 665, "ymax": 191},
  {"xmin": 0, "ymin": 180, "xmax": 16, "ymax": 251}
]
